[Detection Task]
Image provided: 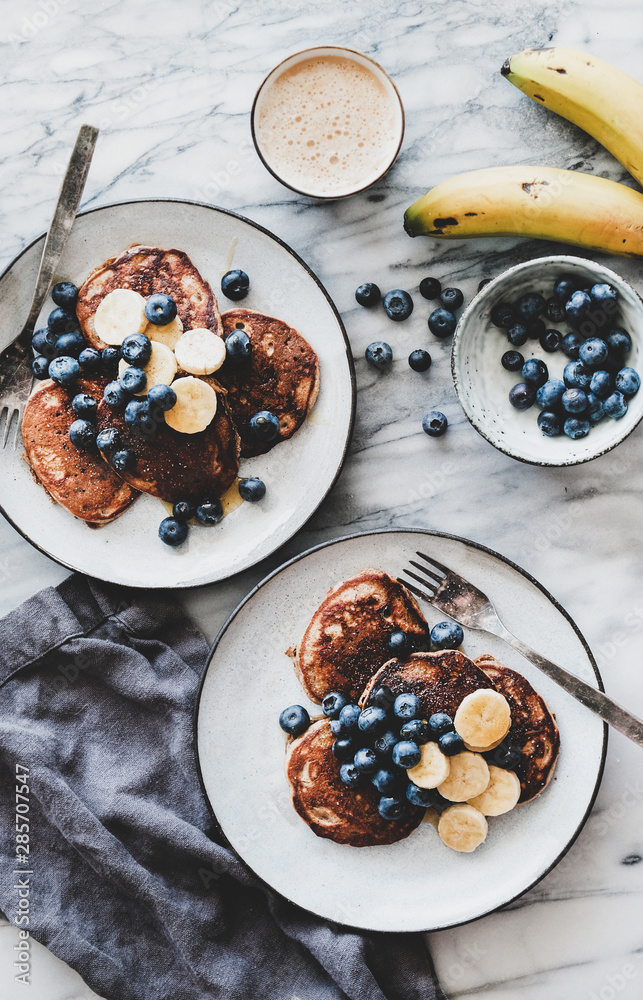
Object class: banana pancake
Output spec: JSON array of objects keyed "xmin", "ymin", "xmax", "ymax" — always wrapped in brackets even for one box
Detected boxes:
[
  {"xmin": 286, "ymin": 719, "xmax": 423, "ymax": 847},
  {"xmin": 22, "ymin": 377, "xmax": 139, "ymax": 526},
  {"xmin": 216, "ymin": 308, "xmax": 320, "ymax": 458},
  {"xmin": 288, "ymin": 569, "xmax": 429, "ymax": 704},
  {"xmin": 475, "ymin": 654, "xmax": 560, "ymax": 804},
  {"xmin": 76, "ymin": 245, "xmax": 223, "ymax": 350}
]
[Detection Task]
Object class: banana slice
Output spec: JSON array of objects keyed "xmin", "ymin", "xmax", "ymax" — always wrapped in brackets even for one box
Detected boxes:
[
  {"xmin": 464, "ymin": 734, "xmax": 507, "ymax": 753},
  {"xmin": 164, "ymin": 376, "xmax": 217, "ymax": 434},
  {"xmin": 438, "ymin": 804, "xmax": 488, "ymax": 853},
  {"xmin": 423, "ymin": 808, "xmax": 440, "ymax": 830},
  {"xmin": 454, "ymin": 689, "xmax": 512, "ymax": 750},
  {"xmin": 94, "ymin": 289, "xmax": 147, "ymax": 345},
  {"xmin": 118, "ymin": 342, "xmax": 177, "ymax": 396},
  {"xmin": 146, "ymin": 314, "xmax": 183, "ymax": 350},
  {"xmin": 174, "ymin": 328, "xmax": 226, "ymax": 375},
  {"xmin": 437, "ymin": 751, "xmax": 490, "ymax": 802},
  {"xmin": 407, "ymin": 742, "xmax": 451, "ymax": 789},
  {"xmin": 468, "ymin": 765, "xmax": 521, "ymax": 816}
]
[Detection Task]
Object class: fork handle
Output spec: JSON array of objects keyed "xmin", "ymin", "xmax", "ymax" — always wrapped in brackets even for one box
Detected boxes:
[{"xmin": 498, "ymin": 626, "xmax": 643, "ymax": 748}]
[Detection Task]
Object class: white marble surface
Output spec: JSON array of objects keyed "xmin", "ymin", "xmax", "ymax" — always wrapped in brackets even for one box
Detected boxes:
[{"xmin": 1, "ymin": 0, "xmax": 643, "ymax": 997}]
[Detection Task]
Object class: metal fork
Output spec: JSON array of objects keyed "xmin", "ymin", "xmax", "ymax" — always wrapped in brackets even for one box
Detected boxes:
[
  {"xmin": 0, "ymin": 124, "xmax": 99, "ymax": 448},
  {"xmin": 400, "ymin": 550, "xmax": 643, "ymax": 749}
]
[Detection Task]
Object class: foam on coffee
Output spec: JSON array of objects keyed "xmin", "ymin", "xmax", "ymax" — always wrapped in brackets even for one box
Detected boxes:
[{"xmin": 254, "ymin": 54, "xmax": 401, "ymax": 197}]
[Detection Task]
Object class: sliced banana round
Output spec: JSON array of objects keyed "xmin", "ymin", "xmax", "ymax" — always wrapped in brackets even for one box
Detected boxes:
[
  {"xmin": 146, "ymin": 314, "xmax": 183, "ymax": 350},
  {"xmin": 438, "ymin": 804, "xmax": 488, "ymax": 853},
  {"xmin": 164, "ymin": 376, "xmax": 217, "ymax": 434},
  {"xmin": 143, "ymin": 341, "xmax": 178, "ymax": 394},
  {"xmin": 468, "ymin": 765, "xmax": 521, "ymax": 816},
  {"xmin": 174, "ymin": 328, "xmax": 226, "ymax": 375},
  {"xmin": 406, "ymin": 741, "xmax": 451, "ymax": 789},
  {"xmin": 94, "ymin": 288, "xmax": 147, "ymax": 345},
  {"xmin": 437, "ymin": 751, "xmax": 490, "ymax": 802},
  {"xmin": 464, "ymin": 733, "xmax": 507, "ymax": 753},
  {"xmin": 454, "ymin": 689, "xmax": 512, "ymax": 750}
]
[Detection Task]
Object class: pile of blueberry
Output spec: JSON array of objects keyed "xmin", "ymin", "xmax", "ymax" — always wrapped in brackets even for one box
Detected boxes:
[{"xmin": 493, "ymin": 276, "xmax": 640, "ymax": 440}]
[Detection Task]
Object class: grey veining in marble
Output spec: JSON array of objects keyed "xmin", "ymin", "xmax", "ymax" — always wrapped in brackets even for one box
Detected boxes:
[{"xmin": 1, "ymin": 0, "xmax": 643, "ymax": 997}]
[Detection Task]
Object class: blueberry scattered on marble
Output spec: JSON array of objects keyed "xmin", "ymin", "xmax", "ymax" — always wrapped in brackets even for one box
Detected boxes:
[
  {"xmin": 383, "ymin": 288, "xmax": 413, "ymax": 321},
  {"xmin": 365, "ymin": 340, "xmax": 393, "ymax": 370},
  {"xmin": 428, "ymin": 307, "xmax": 456, "ymax": 338},
  {"xmin": 355, "ymin": 282, "xmax": 381, "ymax": 307},
  {"xmin": 408, "ymin": 349, "xmax": 432, "ymax": 372},
  {"xmin": 440, "ymin": 287, "xmax": 463, "ymax": 310},
  {"xmin": 419, "ymin": 276, "xmax": 441, "ymax": 299},
  {"xmin": 422, "ymin": 410, "xmax": 448, "ymax": 436}
]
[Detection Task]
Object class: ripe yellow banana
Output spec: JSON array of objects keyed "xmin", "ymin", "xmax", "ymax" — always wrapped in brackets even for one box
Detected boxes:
[
  {"xmin": 403, "ymin": 165, "xmax": 643, "ymax": 256},
  {"xmin": 503, "ymin": 47, "xmax": 643, "ymax": 187}
]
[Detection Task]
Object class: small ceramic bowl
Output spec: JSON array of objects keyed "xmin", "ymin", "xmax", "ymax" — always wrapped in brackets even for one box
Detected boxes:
[{"xmin": 452, "ymin": 255, "xmax": 643, "ymax": 466}]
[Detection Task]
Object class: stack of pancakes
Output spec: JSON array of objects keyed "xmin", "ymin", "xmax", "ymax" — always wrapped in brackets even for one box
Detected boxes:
[{"xmin": 285, "ymin": 568, "xmax": 560, "ymax": 848}]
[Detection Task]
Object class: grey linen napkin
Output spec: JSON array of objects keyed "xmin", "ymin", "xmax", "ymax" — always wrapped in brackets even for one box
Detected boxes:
[{"xmin": 0, "ymin": 573, "xmax": 445, "ymax": 1000}]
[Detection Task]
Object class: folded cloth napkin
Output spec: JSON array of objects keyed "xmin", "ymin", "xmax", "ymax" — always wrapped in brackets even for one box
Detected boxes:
[{"xmin": 0, "ymin": 574, "xmax": 445, "ymax": 1000}]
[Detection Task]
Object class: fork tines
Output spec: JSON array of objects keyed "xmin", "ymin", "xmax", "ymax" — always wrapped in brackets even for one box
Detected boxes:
[
  {"xmin": 0, "ymin": 406, "xmax": 20, "ymax": 450},
  {"xmin": 415, "ymin": 551, "xmax": 450, "ymax": 577}
]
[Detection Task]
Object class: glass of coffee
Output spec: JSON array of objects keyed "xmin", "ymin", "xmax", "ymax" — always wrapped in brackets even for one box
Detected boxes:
[{"xmin": 251, "ymin": 46, "xmax": 405, "ymax": 200}]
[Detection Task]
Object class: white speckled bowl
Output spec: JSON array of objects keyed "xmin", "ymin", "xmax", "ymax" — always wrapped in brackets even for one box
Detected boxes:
[{"xmin": 451, "ymin": 256, "xmax": 643, "ymax": 466}]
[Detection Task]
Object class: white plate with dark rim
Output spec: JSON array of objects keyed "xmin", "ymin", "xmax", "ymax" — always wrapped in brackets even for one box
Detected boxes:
[
  {"xmin": 195, "ymin": 528, "xmax": 607, "ymax": 932},
  {"xmin": 0, "ymin": 199, "xmax": 355, "ymax": 588}
]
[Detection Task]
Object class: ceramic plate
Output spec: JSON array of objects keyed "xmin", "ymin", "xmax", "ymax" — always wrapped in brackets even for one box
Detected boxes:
[
  {"xmin": 195, "ymin": 528, "xmax": 607, "ymax": 932},
  {"xmin": 0, "ymin": 199, "xmax": 355, "ymax": 587}
]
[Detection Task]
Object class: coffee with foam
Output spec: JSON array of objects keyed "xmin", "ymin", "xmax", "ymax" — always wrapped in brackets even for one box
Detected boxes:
[{"xmin": 254, "ymin": 53, "xmax": 402, "ymax": 198}]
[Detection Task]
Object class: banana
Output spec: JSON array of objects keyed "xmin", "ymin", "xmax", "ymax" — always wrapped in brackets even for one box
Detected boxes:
[
  {"xmin": 423, "ymin": 808, "xmax": 440, "ymax": 830},
  {"xmin": 146, "ymin": 314, "xmax": 183, "ymax": 350},
  {"xmin": 174, "ymin": 328, "xmax": 226, "ymax": 376},
  {"xmin": 94, "ymin": 289, "xmax": 148, "ymax": 345},
  {"xmin": 454, "ymin": 690, "xmax": 511, "ymax": 750},
  {"xmin": 164, "ymin": 376, "xmax": 217, "ymax": 434},
  {"xmin": 406, "ymin": 742, "xmax": 451, "ymax": 789},
  {"xmin": 118, "ymin": 341, "xmax": 177, "ymax": 397},
  {"xmin": 468, "ymin": 766, "xmax": 521, "ymax": 817},
  {"xmin": 438, "ymin": 804, "xmax": 488, "ymax": 853},
  {"xmin": 403, "ymin": 165, "xmax": 643, "ymax": 256},
  {"xmin": 437, "ymin": 751, "xmax": 490, "ymax": 802},
  {"xmin": 502, "ymin": 47, "xmax": 643, "ymax": 188},
  {"xmin": 464, "ymin": 734, "xmax": 507, "ymax": 753}
]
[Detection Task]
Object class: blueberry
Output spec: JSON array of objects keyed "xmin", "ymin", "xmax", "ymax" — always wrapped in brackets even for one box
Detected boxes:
[
  {"xmin": 104, "ymin": 380, "xmax": 130, "ymax": 410},
  {"xmin": 339, "ymin": 763, "xmax": 364, "ymax": 788},
  {"xmin": 408, "ymin": 349, "xmax": 432, "ymax": 372},
  {"xmin": 477, "ymin": 278, "xmax": 492, "ymax": 293},
  {"xmin": 427, "ymin": 713, "xmax": 454, "ymax": 738},
  {"xmin": 562, "ymin": 388, "xmax": 588, "ymax": 414},
  {"xmin": 545, "ymin": 297, "xmax": 566, "ymax": 323},
  {"xmin": 333, "ymin": 737, "xmax": 359, "ymax": 761},
  {"xmin": 563, "ymin": 361, "xmax": 592, "ymax": 390},
  {"xmin": 561, "ymin": 332, "xmax": 584, "ymax": 360},
  {"xmin": 419, "ymin": 276, "xmax": 441, "ymax": 299},
  {"xmin": 391, "ymin": 740, "xmax": 421, "ymax": 769},
  {"xmin": 387, "ymin": 629, "xmax": 412, "ymax": 657},
  {"xmin": 101, "ymin": 346, "xmax": 121, "ymax": 373},
  {"xmin": 239, "ymin": 477, "xmax": 266, "ymax": 502},
  {"xmin": 566, "ymin": 289, "xmax": 592, "ymax": 327},
  {"xmin": 378, "ymin": 796, "xmax": 408, "ymax": 820},
  {"xmin": 369, "ymin": 685, "xmax": 395, "ymax": 711},
  {"xmin": 536, "ymin": 378, "xmax": 565, "ymax": 409},
  {"xmin": 383, "ymin": 289, "xmax": 413, "ymax": 321},
  {"xmin": 502, "ymin": 350, "xmax": 524, "ymax": 372},
  {"xmin": 96, "ymin": 428, "xmax": 121, "ymax": 454},
  {"xmin": 516, "ymin": 291, "xmax": 545, "ymax": 321},
  {"xmin": 589, "ymin": 370, "xmax": 613, "ymax": 399},
  {"xmin": 111, "ymin": 449, "xmax": 136, "ymax": 473},
  {"xmin": 55, "ymin": 330, "xmax": 86, "ymax": 358},
  {"xmin": 71, "ymin": 393, "xmax": 98, "ymax": 420},
  {"xmin": 399, "ymin": 718, "xmax": 430, "ymax": 744},
  {"xmin": 439, "ymin": 731, "xmax": 465, "ymax": 756},
  {"xmin": 540, "ymin": 329, "xmax": 562, "ymax": 353},
  {"xmin": 526, "ymin": 318, "xmax": 546, "ymax": 341},
  {"xmin": 428, "ymin": 307, "xmax": 456, "ymax": 338},
  {"xmin": 590, "ymin": 283, "xmax": 617, "ymax": 309},
  {"xmin": 279, "ymin": 704, "xmax": 310, "ymax": 736},
  {"xmin": 563, "ymin": 416, "xmax": 591, "ymax": 439},
  {"xmin": 147, "ymin": 383, "xmax": 177, "ymax": 411},
  {"xmin": 373, "ymin": 729, "xmax": 399, "ymax": 756},
  {"xmin": 121, "ymin": 332, "xmax": 152, "ymax": 366},
  {"xmin": 32, "ymin": 356, "xmax": 50, "ymax": 379},
  {"xmin": 249, "ymin": 410, "xmax": 280, "ymax": 441},
  {"xmin": 47, "ymin": 307, "xmax": 77, "ymax": 336},
  {"xmin": 586, "ymin": 393, "xmax": 605, "ymax": 425},
  {"xmin": 221, "ymin": 269, "xmax": 249, "ymax": 301},
  {"xmin": 32, "ymin": 327, "xmax": 58, "ymax": 359},
  {"xmin": 394, "ymin": 693, "xmax": 420, "ymax": 721},
  {"xmin": 158, "ymin": 517, "xmax": 188, "ymax": 546},
  {"xmin": 422, "ymin": 410, "xmax": 448, "ymax": 436},
  {"xmin": 372, "ymin": 768, "xmax": 404, "ymax": 795},
  {"xmin": 358, "ymin": 706, "xmax": 388, "ymax": 736},
  {"xmin": 440, "ymin": 287, "xmax": 463, "ymax": 310},
  {"xmin": 490, "ymin": 302, "xmax": 516, "ymax": 328},
  {"xmin": 195, "ymin": 498, "xmax": 224, "ymax": 526},
  {"xmin": 355, "ymin": 282, "xmax": 381, "ymax": 307},
  {"xmin": 522, "ymin": 358, "xmax": 548, "ymax": 388},
  {"xmin": 337, "ymin": 704, "xmax": 362, "ymax": 734},
  {"xmin": 603, "ymin": 391, "xmax": 628, "ymax": 419},
  {"xmin": 48, "ymin": 355, "xmax": 79, "ymax": 387},
  {"xmin": 537, "ymin": 410, "xmax": 562, "ymax": 436},
  {"xmin": 78, "ymin": 347, "xmax": 102, "ymax": 372},
  {"xmin": 615, "ymin": 367, "xmax": 640, "ymax": 396},
  {"xmin": 128, "ymin": 400, "xmax": 158, "ymax": 438},
  {"xmin": 406, "ymin": 782, "xmax": 438, "ymax": 808},
  {"xmin": 487, "ymin": 741, "xmax": 524, "ymax": 770},
  {"xmin": 509, "ymin": 382, "xmax": 536, "ymax": 410},
  {"xmin": 225, "ymin": 329, "xmax": 252, "ymax": 364},
  {"xmin": 142, "ymin": 293, "xmax": 176, "ymax": 326},
  {"xmin": 172, "ymin": 499, "xmax": 196, "ymax": 523},
  {"xmin": 430, "ymin": 620, "xmax": 464, "ymax": 650},
  {"xmin": 578, "ymin": 338, "xmax": 609, "ymax": 369},
  {"xmin": 553, "ymin": 275, "xmax": 577, "ymax": 302},
  {"xmin": 353, "ymin": 747, "xmax": 379, "ymax": 773},
  {"xmin": 68, "ymin": 418, "xmax": 96, "ymax": 451},
  {"xmin": 365, "ymin": 341, "xmax": 393, "ymax": 370},
  {"xmin": 606, "ymin": 328, "xmax": 632, "ymax": 357},
  {"xmin": 124, "ymin": 398, "xmax": 146, "ymax": 426},
  {"xmin": 507, "ymin": 323, "xmax": 528, "ymax": 347},
  {"xmin": 51, "ymin": 280, "xmax": 78, "ymax": 310},
  {"xmin": 120, "ymin": 366, "xmax": 147, "ymax": 394}
]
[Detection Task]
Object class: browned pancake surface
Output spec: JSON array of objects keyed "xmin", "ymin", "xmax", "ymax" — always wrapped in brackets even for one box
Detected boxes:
[
  {"xmin": 76, "ymin": 245, "xmax": 222, "ymax": 350},
  {"xmin": 286, "ymin": 719, "xmax": 422, "ymax": 847},
  {"xmin": 216, "ymin": 308, "xmax": 319, "ymax": 458},
  {"xmin": 291, "ymin": 569, "xmax": 429, "ymax": 703},
  {"xmin": 475, "ymin": 654, "xmax": 560, "ymax": 804},
  {"xmin": 360, "ymin": 650, "xmax": 495, "ymax": 718},
  {"xmin": 22, "ymin": 378, "xmax": 139, "ymax": 526}
]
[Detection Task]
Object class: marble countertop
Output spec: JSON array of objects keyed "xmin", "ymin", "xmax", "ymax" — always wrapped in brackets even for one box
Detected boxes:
[{"xmin": 1, "ymin": 0, "xmax": 643, "ymax": 996}]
